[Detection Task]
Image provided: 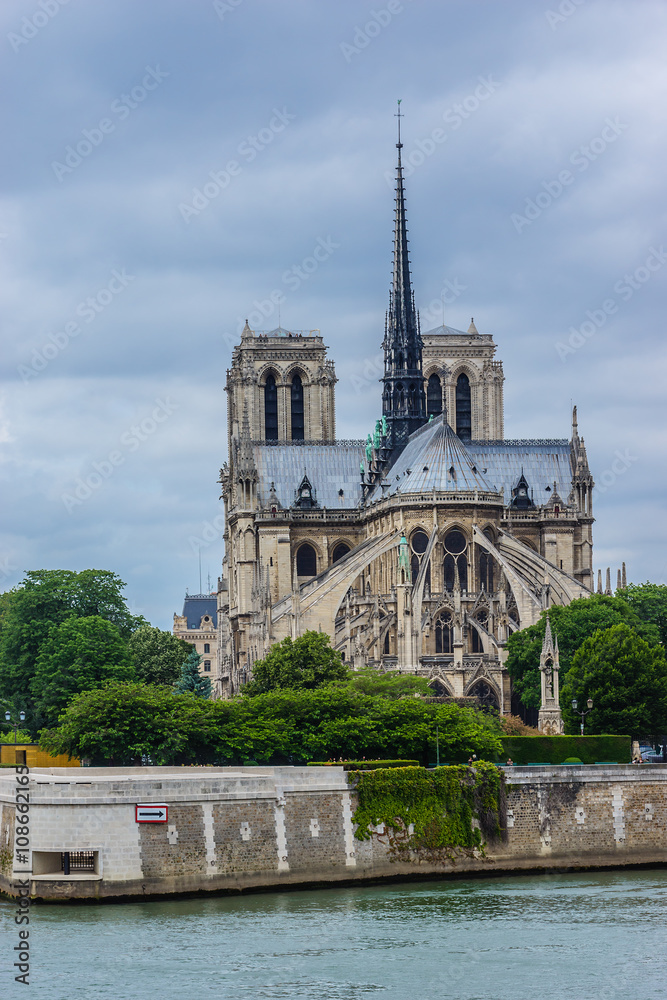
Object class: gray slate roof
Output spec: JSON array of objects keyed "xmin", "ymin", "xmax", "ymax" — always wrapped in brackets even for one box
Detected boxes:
[
  {"xmin": 253, "ymin": 443, "xmax": 364, "ymax": 509},
  {"xmin": 182, "ymin": 595, "xmax": 217, "ymax": 629},
  {"xmin": 466, "ymin": 440, "xmax": 572, "ymax": 506},
  {"xmin": 377, "ymin": 417, "xmax": 495, "ymax": 498}
]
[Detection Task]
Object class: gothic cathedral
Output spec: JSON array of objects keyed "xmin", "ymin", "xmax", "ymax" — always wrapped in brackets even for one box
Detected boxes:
[{"xmin": 216, "ymin": 122, "xmax": 595, "ymax": 711}]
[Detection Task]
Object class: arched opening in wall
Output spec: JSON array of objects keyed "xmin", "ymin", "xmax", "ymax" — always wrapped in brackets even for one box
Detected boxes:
[
  {"xmin": 443, "ymin": 529, "xmax": 468, "ymax": 591},
  {"xmin": 290, "ymin": 373, "xmax": 304, "ymax": 440},
  {"xmin": 296, "ymin": 543, "xmax": 317, "ymax": 577},
  {"xmin": 383, "ymin": 631, "xmax": 391, "ymax": 654},
  {"xmin": 332, "ymin": 542, "xmax": 350, "ymax": 564},
  {"xmin": 427, "ymin": 373, "xmax": 442, "ymax": 418},
  {"xmin": 435, "ymin": 610, "xmax": 453, "ymax": 654},
  {"xmin": 264, "ymin": 373, "xmax": 278, "ymax": 440},
  {"xmin": 429, "ymin": 677, "xmax": 451, "ymax": 697},
  {"xmin": 468, "ymin": 680, "xmax": 499, "ymax": 711},
  {"xmin": 411, "ymin": 554, "xmax": 420, "ymax": 585},
  {"xmin": 455, "ymin": 373, "xmax": 472, "ymax": 442},
  {"xmin": 470, "ymin": 626, "xmax": 483, "ymax": 653}
]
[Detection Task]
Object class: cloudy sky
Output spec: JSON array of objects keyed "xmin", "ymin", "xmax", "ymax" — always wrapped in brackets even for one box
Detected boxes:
[{"xmin": 1, "ymin": 0, "xmax": 666, "ymax": 629}]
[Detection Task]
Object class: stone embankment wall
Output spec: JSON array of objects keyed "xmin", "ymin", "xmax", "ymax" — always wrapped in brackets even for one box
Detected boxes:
[{"xmin": 0, "ymin": 764, "xmax": 665, "ymax": 900}]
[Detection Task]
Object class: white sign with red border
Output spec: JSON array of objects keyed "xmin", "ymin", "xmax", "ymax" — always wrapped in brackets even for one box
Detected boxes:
[{"xmin": 135, "ymin": 803, "xmax": 168, "ymax": 823}]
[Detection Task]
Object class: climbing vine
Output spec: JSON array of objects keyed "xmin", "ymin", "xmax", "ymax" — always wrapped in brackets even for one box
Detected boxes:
[{"xmin": 349, "ymin": 763, "xmax": 506, "ymax": 864}]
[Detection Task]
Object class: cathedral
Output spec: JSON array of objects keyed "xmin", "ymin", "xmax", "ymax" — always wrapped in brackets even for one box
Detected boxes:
[{"xmin": 215, "ymin": 120, "xmax": 595, "ymax": 712}]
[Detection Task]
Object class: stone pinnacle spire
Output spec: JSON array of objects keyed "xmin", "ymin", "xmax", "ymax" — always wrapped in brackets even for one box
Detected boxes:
[{"xmin": 381, "ymin": 100, "xmax": 426, "ymax": 449}]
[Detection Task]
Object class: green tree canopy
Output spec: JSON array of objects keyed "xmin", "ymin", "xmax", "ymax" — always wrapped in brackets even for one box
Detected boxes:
[
  {"xmin": 39, "ymin": 682, "xmax": 218, "ymax": 765},
  {"xmin": 341, "ymin": 665, "xmax": 431, "ymax": 699},
  {"xmin": 0, "ymin": 569, "xmax": 143, "ymax": 728},
  {"xmin": 174, "ymin": 648, "xmax": 211, "ymax": 698},
  {"xmin": 618, "ymin": 582, "xmax": 667, "ymax": 647},
  {"xmin": 40, "ymin": 681, "xmax": 504, "ymax": 767},
  {"xmin": 561, "ymin": 622, "xmax": 667, "ymax": 736},
  {"xmin": 31, "ymin": 615, "xmax": 135, "ymax": 725},
  {"xmin": 129, "ymin": 624, "xmax": 193, "ymax": 686},
  {"xmin": 244, "ymin": 631, "xmax": 349, "ymax": 696},
  {"xmin": 506, "ymin": 594, "xmax": 661, "ymax": 710}
]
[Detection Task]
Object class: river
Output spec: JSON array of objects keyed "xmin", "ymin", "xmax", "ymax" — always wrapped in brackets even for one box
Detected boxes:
[{"xmin": 1, "ymin": 869, "xmax": 666, "ymax": 999}]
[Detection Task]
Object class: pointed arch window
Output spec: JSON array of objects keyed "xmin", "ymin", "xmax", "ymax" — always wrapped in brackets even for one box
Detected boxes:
[
  {"xmin": 435, "ymin": 611, "xmax": 453, "ymax": 654},
  {"xmin": 444, "ymin": 529, "xmax": 468, "ymax": 591},
  {"xmin": 290, "ymin": 374, "xmax": 304, "ymax": 440},
  {"xmin": 332, "ymin": 542, "xmax": 350, "ymax": 563},
  {"xmin": 264, "ymin": 373, "xmax": 278, "ymax": 440},
  {"xmin": 296, "ymin": 543, "xmax": 316, "ymax": 577},
  {"xmin": 427, "ymin": 373, "xmax": 442, "ymax": 418},
  {"xmin": 455, "ymin": 373, "xmax": 472, "ymax": 442}
]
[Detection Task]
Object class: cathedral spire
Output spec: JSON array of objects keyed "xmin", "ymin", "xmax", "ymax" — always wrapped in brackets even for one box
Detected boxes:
[{"xmin": 381, "ymin": 101, "xmax": 426, "ymax": 449}]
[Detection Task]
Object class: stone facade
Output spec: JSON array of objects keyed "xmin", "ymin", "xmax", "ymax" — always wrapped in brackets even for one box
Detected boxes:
[
  {"xmin": 213, "ymin": 143, "xmax": 595, "ymax": 706},
  {"xmin": 2, "ymin": 765, "xmax": 666, "ymax": 900},
  {"xmin": 172, "ymin": 593, "xmax": 218, "ymax": 679}
]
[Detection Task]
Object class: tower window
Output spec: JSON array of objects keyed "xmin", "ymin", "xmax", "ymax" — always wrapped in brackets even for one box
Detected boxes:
[
  {"xmin": 204, "ymin": 643, "xmax": 210, "ymax": 653},
  {"xmin": 291, "ymin": 373, "xmax": 305, "ymax": 440},
  {"xmin": 265, "ymin": 373, "xmax": 278, "ymax": 440},
  {"xmin": 204, "ymin": 660, "xmax": 211, "ymax": 672},
  {"xmin": 455, "ymin": 373, "xmax": 472, "ymax": 442},
  {"xmin": 296, "ymin": 543, "xmax": 317, "ymax": 577},
  {"xmin": 427, "ymin": 373, "xmax": 442, "ymax": 418}
]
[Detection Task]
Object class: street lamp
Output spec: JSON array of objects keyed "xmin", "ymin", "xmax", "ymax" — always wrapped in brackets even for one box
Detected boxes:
[
  {"xmin": 4, "ymin": 710, "xmax": 26, "ymax": 744},
  {"xmin": 571, "ymin": 697, "xmax": 593, "ymax": 736}
]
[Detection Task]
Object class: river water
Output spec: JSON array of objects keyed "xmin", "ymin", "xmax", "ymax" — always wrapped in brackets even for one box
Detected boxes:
[{"xmin": 1, "ymin": 869, "xmax": 666, "ymax": 999}]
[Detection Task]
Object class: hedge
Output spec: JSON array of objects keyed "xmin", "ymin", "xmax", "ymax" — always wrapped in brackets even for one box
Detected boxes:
[
  {"xmin": 307, "ymin": 759, "xmax": 420, "ymax": 771},
  {"xmin": 499, "ymin": 735, "xmax": 631, "ymax": 765}
]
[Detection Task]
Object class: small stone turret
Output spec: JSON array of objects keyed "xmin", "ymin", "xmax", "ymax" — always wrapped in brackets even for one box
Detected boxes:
[{"xmin": 538, "ymin": 613, "xmax": 564, "ymax": 735}]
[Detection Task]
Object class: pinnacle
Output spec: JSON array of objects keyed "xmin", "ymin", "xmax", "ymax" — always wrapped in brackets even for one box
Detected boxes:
[{"xmin": 467, "ymin": 317, "xmax": 479, "ymax": 335}]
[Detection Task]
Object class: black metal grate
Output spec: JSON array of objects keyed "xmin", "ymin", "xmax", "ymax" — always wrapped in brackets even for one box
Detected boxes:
[{"xmin": 61, "ymin": 851, "xmax": 95, "ymax": 873}]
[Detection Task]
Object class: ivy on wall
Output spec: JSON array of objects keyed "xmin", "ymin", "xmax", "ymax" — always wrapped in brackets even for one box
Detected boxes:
[{"xmin": 349, "ymin": 762, "xmax": 506, "ymax": 864}]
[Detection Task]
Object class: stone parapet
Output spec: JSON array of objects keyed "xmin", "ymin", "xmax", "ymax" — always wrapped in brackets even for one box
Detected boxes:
[{"xmin": 1, "ymin": 765, "xmax": 665, "ymax": 901}]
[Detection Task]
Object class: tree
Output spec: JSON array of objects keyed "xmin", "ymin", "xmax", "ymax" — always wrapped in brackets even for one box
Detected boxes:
[
  {"xmin": 506, "ymin": 594, "xmax": 662, "ymax": 711},
  {"xmin": 244, "ymin": 631, "xmax": 349, "ymax": 695},
  {"xmin": 129, "ymin": 624, "xmax": 193, "ymax": 686},
  {"xmin": 0, "ymin": 569, "xmax": 143, "ymax": 728},
  {"xmin": 175, "ymin": 648, "xmax": 211, "ymax": 698},
  {"xmin": 561, "ymin": 623, "xmax": 667, "ymax": 736},
  {"xmin": 39, "ymin": 682, "xmax": 218, "ymax": 765},
  {"xmin": 619, "ymin": 582, "xmax": 667, "ymax": 647},
  {"xmin": 343, "ymin": 664, "xmax": 431, "ymax": 699},
  {"xmin": 31, "ymin": 616, "xmax": 135, "ymax": 725}
]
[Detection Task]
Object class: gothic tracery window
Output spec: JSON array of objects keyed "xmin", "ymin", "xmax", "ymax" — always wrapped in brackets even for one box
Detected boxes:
[
  {"xmin": 443, "ymin": 529, "xmax": 468, "ymax": 591},
  {"xmin": 435, "ymin": 610, "xmax": 453, "ymax": 654}
]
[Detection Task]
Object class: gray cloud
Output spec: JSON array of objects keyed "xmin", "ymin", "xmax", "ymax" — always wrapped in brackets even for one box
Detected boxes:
[{"xmin": 2, "ymin": 0, "xmax": 666, "ymax": 626}]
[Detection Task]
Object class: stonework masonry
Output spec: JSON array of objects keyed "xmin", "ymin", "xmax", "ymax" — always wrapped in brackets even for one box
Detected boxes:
[{"xmin": 1, "ymin": 765, "xmax": 666, "ymax": 900}]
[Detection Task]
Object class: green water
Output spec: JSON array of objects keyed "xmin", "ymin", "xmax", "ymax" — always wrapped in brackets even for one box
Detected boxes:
[{"xmin": 1, "ymin": 869, "xmax": 666, "ymax": 999}]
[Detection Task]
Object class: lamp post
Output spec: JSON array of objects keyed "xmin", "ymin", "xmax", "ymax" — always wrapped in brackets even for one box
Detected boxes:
[
  {"xmin": 571, "ymin": 697, "xmax": 593, "ymax": 736},
  {"xmin": 4, "ymin": 710, "xmax": 26, "ymax": 744}
]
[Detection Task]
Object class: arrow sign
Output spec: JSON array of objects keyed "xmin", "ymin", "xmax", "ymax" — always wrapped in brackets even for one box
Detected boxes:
[{"xmin": 136, "ymin": 803, "xmax": 168, "ymax": 823}]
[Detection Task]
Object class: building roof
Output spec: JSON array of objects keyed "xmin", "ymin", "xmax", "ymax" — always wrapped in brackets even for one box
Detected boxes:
[
  {"xmin": 181, "ymin": 595, "xmax": 217, "ymax": 630},
  {"xmin": 376, "ymin": 416, "xmax": 496, "ymax": 498},
  {"xmin": 253, "ymin": 443, "xmax": 365, "ymax": 509},
  {"xmin": 466, "ymin": 440, "xmax": 571, "ymax": 506}
]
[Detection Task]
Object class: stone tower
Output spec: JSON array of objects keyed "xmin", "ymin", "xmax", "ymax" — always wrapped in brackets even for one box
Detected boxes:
[
  {"xmin": 225, "ymin": 323, "xmax": 337, "ymax": 450},
  {"xmin": 537, "ymin": 614, "xmax": 564, "ymax": 735}
]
